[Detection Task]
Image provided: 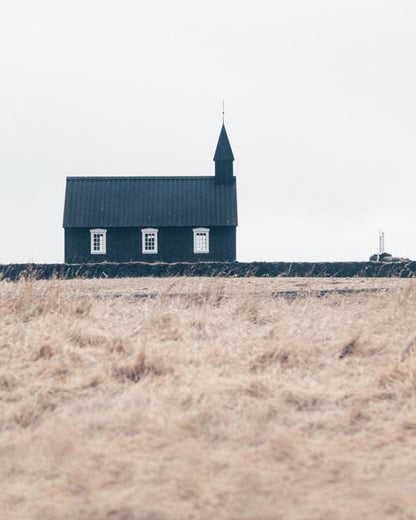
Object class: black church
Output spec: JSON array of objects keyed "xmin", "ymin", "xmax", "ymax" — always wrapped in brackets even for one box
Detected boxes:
[{"xmin": 63, "ymin": 124, "xmax": 238, "ymax": 263}]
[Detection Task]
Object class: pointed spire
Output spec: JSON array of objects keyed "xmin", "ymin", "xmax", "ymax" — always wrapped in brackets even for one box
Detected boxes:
[
  {"xmin": 214, "ymin": 123, "xmax": 234, "ymax": 184},
  {"xmin": 214, "ymin": 124, "xmax": 234, "ymax": 162}
]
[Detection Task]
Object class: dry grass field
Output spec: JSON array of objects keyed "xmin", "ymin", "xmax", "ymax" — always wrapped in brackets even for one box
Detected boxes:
[{"xmin": 1, "ymin": 276, "xmax": 416, "ymax": 520}]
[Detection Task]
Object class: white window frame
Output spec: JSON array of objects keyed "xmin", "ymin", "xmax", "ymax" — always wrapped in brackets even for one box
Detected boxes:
[
  {"xmin": 90, "ymin": 229, "xmax": 107, "ymax": 255},
  {"xmin": 141, "ymin": 228, "xmax": 158, "ymax": 254},
  {"xmin": 193, "ymin": 228, "xmax": 210, "ymax": 254}
]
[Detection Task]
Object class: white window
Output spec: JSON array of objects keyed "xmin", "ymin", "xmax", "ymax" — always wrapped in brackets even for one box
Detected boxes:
[
  {"xmin": 90, "ymin": 229, "xmax": 107, "ymax": 254},
  {"xmin": 141, "ymin": 228, "xmax": 158, "ymax": 254},
  {"xmin": 193, "ymin": 228, "xmax": 210, "ymax": 253}
]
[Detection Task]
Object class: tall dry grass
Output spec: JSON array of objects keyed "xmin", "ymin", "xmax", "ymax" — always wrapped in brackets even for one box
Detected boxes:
[{"xmin": 1, "ymin": 277, "xmax": 416, "ymax": 519}]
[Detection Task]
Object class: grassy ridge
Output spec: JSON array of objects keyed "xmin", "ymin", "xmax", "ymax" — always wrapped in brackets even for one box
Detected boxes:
[{"xmin": 1, "ymin": 277, "xmax": 416, "ymax": 519}]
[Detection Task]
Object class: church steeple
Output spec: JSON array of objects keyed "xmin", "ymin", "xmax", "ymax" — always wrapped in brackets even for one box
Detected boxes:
[{"xmin": 214, "ymin": 124, "xmax": 234, "ymax": 184}]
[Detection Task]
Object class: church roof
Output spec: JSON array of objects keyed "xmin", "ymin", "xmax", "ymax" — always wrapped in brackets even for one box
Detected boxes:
[
  {"xmin": 63, "ymin": 176, "xmax": 237, "ymax": 228},
  {"xmin": 214, "ymin": 124, "xmax": 234, "ymax": 161}
]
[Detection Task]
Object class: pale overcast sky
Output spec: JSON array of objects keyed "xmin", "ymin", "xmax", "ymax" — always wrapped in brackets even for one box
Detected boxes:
[{"xmin": 1, "ymin": 0, "xmax": 416, "ymax": 263}]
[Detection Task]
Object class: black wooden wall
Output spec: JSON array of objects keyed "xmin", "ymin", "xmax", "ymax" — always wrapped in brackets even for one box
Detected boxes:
[{"xmin": 64, "ymin": 227, "xmax": 236, "ymax": 263}]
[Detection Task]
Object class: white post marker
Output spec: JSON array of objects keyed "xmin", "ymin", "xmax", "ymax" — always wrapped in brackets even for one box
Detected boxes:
[{"xmin": 379, "ymin": 229, "xmax": 385, "ymax": 255}]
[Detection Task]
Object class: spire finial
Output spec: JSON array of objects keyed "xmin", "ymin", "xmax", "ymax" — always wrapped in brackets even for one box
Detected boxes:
[{"xmin": 222, "ymin": 100, "xmax": 225, "ymax": 124}]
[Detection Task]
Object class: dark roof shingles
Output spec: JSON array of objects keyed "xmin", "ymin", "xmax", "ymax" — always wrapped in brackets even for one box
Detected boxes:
[{"xmin": 63, "ymin": 176, "xmax": 237, "ymax": 228}]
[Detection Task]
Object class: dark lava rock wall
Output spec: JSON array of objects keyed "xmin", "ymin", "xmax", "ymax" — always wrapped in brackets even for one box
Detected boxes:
[{"xmin": 1, "ymin": 261, "xmax": 416, "ymax": 281}]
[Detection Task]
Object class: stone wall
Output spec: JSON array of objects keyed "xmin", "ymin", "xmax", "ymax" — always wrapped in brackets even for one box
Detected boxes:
[{"xmin": 1, "ymin": 261, "xmax": 416, "ymax": 281}]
